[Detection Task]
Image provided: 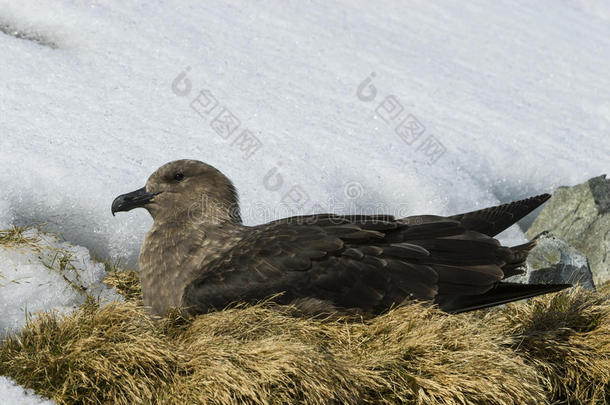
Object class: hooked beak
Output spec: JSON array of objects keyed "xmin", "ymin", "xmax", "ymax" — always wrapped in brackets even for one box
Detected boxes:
[{"xmin": 111, "ymin": 187, "xmax": 161, "ymax": 216}]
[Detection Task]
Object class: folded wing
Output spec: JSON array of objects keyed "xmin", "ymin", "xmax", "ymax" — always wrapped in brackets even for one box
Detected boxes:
[{"xmin": 183, "ymin": 195, "xmax": 569, "ymax": 315}]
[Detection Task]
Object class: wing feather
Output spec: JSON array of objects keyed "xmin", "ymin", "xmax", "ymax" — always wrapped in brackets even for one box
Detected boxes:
[
  {"xmin": 182, "ymin": 206, "xmax": 565, "ymax": 315},
  {"xmin": 449, "ymin": 194, "xmax": 551, "ymax": 236}
]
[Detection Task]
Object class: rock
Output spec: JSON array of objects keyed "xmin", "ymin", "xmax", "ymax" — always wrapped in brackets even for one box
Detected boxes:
[
  {"xmin": 526, "ymin": 175, "xmax": 610, "ymax": 284},
  {"xmin": 525, "ymin": 232, "xmax": 595, "ymax": 290}
]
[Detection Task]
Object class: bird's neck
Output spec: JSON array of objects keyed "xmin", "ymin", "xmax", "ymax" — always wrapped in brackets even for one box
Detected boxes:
[{"xmin": 149, "ymin": 202, "xmax": 242, "ymax": 226}]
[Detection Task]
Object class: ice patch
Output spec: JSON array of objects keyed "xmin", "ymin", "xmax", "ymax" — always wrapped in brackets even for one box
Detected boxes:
[{"xmin": 0, "ymin": 227, "xmax": 123, "ymax": 335}]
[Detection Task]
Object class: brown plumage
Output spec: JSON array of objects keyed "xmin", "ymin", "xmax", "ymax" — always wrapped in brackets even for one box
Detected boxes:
[{"xmin": 111, "ymin": 159, "xmax": 570, "ymax": 317}]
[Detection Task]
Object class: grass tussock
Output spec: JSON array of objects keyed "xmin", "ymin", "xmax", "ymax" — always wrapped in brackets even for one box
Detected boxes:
[
  {"xmin": 487, "ymin": 283, "xmax": 610, "ymax": 404},
  {"xmin": 1, "ymin": 281, "xmax": 608, "ymax": 405}
]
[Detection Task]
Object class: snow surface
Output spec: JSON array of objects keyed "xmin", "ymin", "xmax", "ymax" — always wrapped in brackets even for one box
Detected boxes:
[
  {"xmin": 0, "ymin": 377, "xmax": 54, "ymax": 405},
  {"xmin": 1, "ymin": 1, "xmax": 609, "ymax": 402}
]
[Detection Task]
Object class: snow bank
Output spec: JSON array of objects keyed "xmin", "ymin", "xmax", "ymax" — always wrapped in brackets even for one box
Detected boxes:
[{"xmin": 0, "ymin": 227, "xmax": 122, "ymax": 335}]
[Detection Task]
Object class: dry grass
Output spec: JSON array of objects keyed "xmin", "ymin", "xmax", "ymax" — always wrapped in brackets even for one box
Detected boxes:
[
  {"xmin": 0, "ymin": 225, "xmax": 41, "ymax": 247},
  {"xmin": 103, "ymin": 268, "xmax": 143, "ymax": 304},
  {"xmin": 1, "ymin": 270, "xmax": 608, "ymax": 404},
  {"xmin": 487, "ymin": 283, "xmax": 610, "ymax": 404}
]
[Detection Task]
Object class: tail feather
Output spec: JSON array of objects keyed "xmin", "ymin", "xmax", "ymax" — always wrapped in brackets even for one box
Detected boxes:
[
  {"xmin": 501, "ymin": 240, "xmax": 538, "ymax": 278},
  {"xmin": 437, "ymin": 282, "xmax": 571, "ymax": 313},
  {"xmin": 449, "ymin": 194, "xmax": 551, "ymax": 237}
]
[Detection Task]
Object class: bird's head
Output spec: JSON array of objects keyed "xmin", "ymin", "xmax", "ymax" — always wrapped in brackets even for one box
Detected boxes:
[{"xmin": 111, "ymin": 159, "xmax": 241, "ymax": 224}]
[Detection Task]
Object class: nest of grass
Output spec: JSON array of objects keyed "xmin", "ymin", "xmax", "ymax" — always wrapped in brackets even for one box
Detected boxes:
[{"xmin": 1, "ymin": 268, "xmax": 608, "ymax": 405}]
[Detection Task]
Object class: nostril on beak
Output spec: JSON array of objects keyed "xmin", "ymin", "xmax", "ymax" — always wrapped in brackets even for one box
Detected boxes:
[{"xmin": 112, "ymin": 187, "xmax": 159, "ymax": 217}]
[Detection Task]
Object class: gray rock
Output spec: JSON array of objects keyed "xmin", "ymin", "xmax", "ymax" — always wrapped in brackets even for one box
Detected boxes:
[
  {"xmin": 525, "ymin": 232, "xmax": 595, "ymax": 290},
  {"xmin": 526, "ymin": 175, "xmax": 610, "ymax": 284}
]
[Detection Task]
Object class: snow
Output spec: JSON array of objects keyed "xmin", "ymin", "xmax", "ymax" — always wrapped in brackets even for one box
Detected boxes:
[
  {"xmin": 0, "ymin": 377, "xmax": 54, "ymax": 405},
  {"xmin": 0, "ymin": 228, "xmax": 122, "ymax": 334},
  {"xmin": 1, "ymin": 0, "xmax": 609, "ymax": 400}
]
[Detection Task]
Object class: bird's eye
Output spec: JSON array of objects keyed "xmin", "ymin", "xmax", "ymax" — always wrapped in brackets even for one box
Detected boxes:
[{"xmin": 174, "ymin": 172, "xmax": 185, "ymax": 181}]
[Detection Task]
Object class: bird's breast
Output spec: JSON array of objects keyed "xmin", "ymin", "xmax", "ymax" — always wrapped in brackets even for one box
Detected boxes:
[
  {"xmin": 138, "ymin": 224, "xmax": 242, "ymax": 316},
  {"xmin": 138, "ymin": 227, "xmax": 195, "ymax": 315}
]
